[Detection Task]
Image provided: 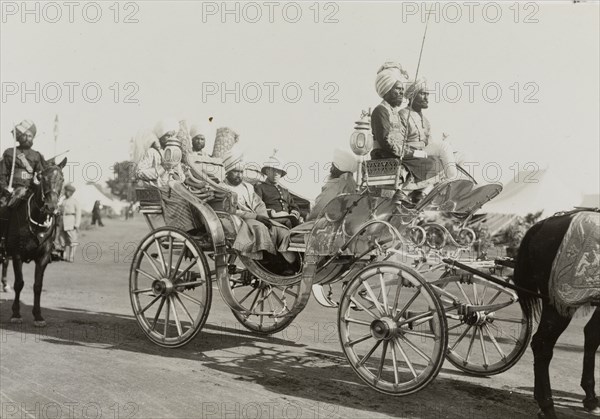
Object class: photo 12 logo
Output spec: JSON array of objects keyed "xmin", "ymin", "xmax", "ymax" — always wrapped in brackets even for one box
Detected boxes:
[
  {"xmin": 201, "ymin": 1, "xmax": 340, "ymax": 24},
  {"xmin": 1, "ymin": 81, "xmax": 140, "ymax": 104},
  {"xmin": 201, "ymin": 81, "xmax": 339, "ymax": 104},
  {"xmin": 401, "ymin": 1, "xmax": 540, "ymax": 24},
  {"xmin": 1, "ymin": 1, "xmax": 140, "ymax": 24}
]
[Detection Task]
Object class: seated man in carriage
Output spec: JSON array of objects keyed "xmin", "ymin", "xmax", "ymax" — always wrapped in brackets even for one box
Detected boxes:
[
  {"xmin": 135, "ymin": 118, "xmax": 213, "ymax": 233},
  {"xmin": 370, "ymin": 63, "xmax": 461, "ymax": 203},
  {"xmin": 254, "ymin": 154, "xmax": 301, "ymax": 228},
  {"xmin": 222, "ymin": 148, "xmax": 297, "ymax": 269}
]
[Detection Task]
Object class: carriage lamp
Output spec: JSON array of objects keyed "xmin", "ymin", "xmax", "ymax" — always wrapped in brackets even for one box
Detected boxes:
[
  {"xmin": 349, "ymin": 110, "xmax": 374, "ymax": 188},
  {"xmin": 349, "ymin": 110, "xmax": 373, "ymax": 157},
  {"xmin": 163, "ymin": 138, "xmax": 183, "ymax": 170}
]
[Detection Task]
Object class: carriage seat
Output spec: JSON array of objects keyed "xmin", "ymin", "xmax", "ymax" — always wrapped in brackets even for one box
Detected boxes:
[
  {"xmin": 364, "ymin": 158, "xmax": 441, "ymax": 192},
  {"xmin": 287, "ymin": 221, "xmax": 315, "ymax": 252},
  {"xmin": 136, "ymin": 187, "xmax": 163, "ymax": 215}
]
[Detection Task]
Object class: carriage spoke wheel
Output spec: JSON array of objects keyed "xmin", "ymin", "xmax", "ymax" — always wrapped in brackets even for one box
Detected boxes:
[
  {"xmin": 228, "ymin": 270, "xmax": 300, "ymax": 335},
  {"xmin": 431, "ymin": 271, "xmax": 532, "ymax": 376},
  {"xmin": 338, "ymin": 262, "xmax": 447, "ymax": 396},
  {"xmin": 130, "ymin": 227, "xmax": 212, "ymax": 348}
]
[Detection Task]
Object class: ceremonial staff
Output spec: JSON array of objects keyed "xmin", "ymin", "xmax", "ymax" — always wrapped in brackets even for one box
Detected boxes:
[{"xmin": 7, "ymin": 122, "xmax": 18, "ymax": 193}]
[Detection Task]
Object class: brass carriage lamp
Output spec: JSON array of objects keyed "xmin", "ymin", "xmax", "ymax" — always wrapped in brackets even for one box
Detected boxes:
[
  {"xmin": 163, "ymin": 137, "xmax": 183, "ymax": 170},
  {"xmin": 349, "ymin": 109, "xmax": 373, "ymax": 186}
]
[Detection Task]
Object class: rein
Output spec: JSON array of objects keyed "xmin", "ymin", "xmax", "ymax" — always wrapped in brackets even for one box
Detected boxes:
[{"xmin": 26, "ymin": 187, "xmax": 57, "ymax": 246}]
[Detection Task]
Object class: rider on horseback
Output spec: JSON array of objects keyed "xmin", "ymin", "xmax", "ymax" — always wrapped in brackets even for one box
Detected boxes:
[{"xmin": 0, "ymin": 120, "xmax": 47, "ymax": 252}]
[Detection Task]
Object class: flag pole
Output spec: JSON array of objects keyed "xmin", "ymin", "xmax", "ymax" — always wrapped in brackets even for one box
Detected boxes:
[{"xmin": 53, "ymin": 115, "xmax": 59, "ymax": 156}]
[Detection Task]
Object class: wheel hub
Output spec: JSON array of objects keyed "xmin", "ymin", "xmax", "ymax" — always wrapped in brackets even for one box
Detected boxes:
[
  {"xmin": 465, "ymin": 311, "xmax": 494, "ymax": 326},
  {"xmin": 152, "ymin": 278, "xmax": 174, "ymax": 296},
  {"xmin": 370, "ymin": 317, "xmax": 398, "ymax": 341}
]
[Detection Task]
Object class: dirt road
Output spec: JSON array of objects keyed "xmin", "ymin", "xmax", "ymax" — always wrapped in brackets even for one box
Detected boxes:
[{"xmin": 1, "ymin": 218, "xmax": 597, "ymax": 418}]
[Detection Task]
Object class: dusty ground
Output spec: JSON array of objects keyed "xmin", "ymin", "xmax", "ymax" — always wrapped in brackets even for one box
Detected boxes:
[{"xmin": 0, "ymin": 217, "xmax": 597, "ymax": 419}]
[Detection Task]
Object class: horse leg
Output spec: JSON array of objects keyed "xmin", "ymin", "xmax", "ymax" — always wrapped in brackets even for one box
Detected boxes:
[
  {"xmin": 531, "ymin": 302, "xmax": 572, "ymax": 419},
  {"xmin": 10, "ymin": 257, "xmax": 24, "ymax": 323},
  {"xmin": 581, "ymin": 307, "xmax": 600, "ymax": 415},
  {"xmin": 32, "ymin": 258, "xmax": 49, "ymax": 327},
  {"xmin": 1, "ymin": 258, "xmax": 9, "ymax": 292}
]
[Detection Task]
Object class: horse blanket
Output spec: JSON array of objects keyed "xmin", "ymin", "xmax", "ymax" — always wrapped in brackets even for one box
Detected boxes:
[{"xmin": 549, "ymin": 211, "xmax": 600, "ymax": 315}]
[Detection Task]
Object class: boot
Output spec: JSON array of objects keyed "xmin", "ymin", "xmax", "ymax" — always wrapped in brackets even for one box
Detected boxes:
[
  {"xmin": 63, "ymin": 246, "xmax": 70, "ymax": 262},
  {"xmin": 392, "ymin": 189, "xmax": 416, "ymax": 210}
]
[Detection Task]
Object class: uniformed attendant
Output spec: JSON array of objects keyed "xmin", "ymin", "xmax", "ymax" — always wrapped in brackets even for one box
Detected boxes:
[
  {"xmin": 189, "ymin": 124, "xmax": 207, "ymax": 156},
  {"xmin": 0, "ymin": 120, "xmax": 46, "ymax": 207},
  {"xmin": 254, "ymin": 156, "xmax": 300, "ymax": 228},
  {"xmin": 59, "ymin": 184, "xmax": 81, "ymax": 263}
]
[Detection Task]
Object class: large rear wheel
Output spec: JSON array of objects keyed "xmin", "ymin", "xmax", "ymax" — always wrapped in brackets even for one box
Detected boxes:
[
  {"xmin": 129, "ymin": 227, "xmax": 212, "ymax": 348},
  {"xmin": 338, "ymin": 262, "xmax": 447, "ymax": 395}
]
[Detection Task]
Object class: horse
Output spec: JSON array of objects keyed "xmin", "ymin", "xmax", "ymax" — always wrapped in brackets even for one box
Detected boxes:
[
  {"xmin": 513, "ymin": 209, "xmax": 600, "ymax": 419},
  {"xmin": 2, "ymin": 158, "xmax": 66, "ymax": 327}
]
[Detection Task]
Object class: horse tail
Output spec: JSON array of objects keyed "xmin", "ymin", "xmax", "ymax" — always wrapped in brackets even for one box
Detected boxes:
[{"xmin": 513, "ymin": 222, "xmax": 543, "ymax": 321}]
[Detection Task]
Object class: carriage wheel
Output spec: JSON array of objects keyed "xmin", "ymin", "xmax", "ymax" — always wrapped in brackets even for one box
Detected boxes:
[
  {"xmin": 431, "ymin": 271, "xmax": 532, "ymax": 376},
  {"xmin": 338, "ymin": 262, "xmax": 448, "ymax": 396},
  {"xmin": 129, "ymin": 227, "xmax": 212, "ymax": 348},
  {"xmin": 228, "ymin": 271, "xmax": 300, "ymax": 335}
]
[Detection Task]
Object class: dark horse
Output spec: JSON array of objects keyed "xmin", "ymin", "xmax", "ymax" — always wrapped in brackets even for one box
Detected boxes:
[
  {"xmin": 0, "ymin": 158, "xmax": 66, "ymax": 327},
  {"xmin": 513, "ymin": 209, "xmax": 600, "ymax": 418}
]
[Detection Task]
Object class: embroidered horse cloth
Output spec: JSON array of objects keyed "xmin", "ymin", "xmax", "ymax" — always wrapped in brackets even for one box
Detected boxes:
[{"xmin": 549, "ymin": 211, "xmax": 600, "ymax": 314}]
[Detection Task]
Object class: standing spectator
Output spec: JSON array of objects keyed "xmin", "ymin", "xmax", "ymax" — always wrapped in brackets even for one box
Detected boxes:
[
  {"xmin": 91, "ymin": 200, "xmax": 104, "ymax": 226},
  {"xmin": 60, "ymin": 184, "xmax": 81, "ymax": 262}
]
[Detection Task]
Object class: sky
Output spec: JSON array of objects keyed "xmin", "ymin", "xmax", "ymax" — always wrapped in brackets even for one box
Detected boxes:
[{"xmin": 1, "ymin": 1, "xmax": 599, "ymax": 202}]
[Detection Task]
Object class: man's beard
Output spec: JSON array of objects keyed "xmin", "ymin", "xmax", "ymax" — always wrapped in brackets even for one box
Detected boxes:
[
  {"xmin": 227, "ymin": 176, "xmax": 242, "ymax": 186},
  {"xmin": 18, "ymin": 142, "xmax": 32, "ymax": 149}
]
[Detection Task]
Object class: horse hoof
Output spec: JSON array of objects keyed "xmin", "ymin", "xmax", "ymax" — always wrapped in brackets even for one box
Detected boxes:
[
  {"xmin": 586, "ymin": 406, "xmax": 600, "ymax": 416},
  {"xmin": 10, "ymin": 317, "xmax": 22, "ymax": 324},
  {"xmin": 33, "ymin": 320, "xmax": 47, "ymax": 328}
]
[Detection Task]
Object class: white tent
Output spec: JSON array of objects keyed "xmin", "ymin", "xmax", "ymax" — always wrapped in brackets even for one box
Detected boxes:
[
  {"xmin": 481, "ymin": 168, "xmax": 583, "ymax": 216},
  {"xmin": 71, "ymin": 181, "xmax": 129, "ymax": 215}
]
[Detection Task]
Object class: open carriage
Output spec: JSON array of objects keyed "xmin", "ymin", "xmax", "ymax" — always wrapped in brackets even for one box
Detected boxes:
[{"xmin": 129, "ymin": 142, "xmax": 532, "ymax": 397}]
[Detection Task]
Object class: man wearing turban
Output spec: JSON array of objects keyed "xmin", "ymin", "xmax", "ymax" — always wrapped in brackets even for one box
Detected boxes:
[
  {"xmin": 135, "ymin": 118, "xmax": 211, "ymax": 233},
  {"xmin": 189, "ymin": 123, "xmax": 208, "ymax": 156},
  {"xmin": 222, "ymin": 148, "xmax": 297, "ymax": 268},
  {"xmin": 0, "ymin": 119, "xmax": 47, "ymax": 255},
  {"xmin": 371, "ymin": 66, "xmax": 449, "ymax": 188},
  {"xmin": 136, "ymin": 118, "xmax": 186, "ymax": 187},
  {"xmin": 0, "ymin": 120, "xmax": 47, "ymax": 208},
  {"xmin": 400, "ymin": 77, "xmax": 459, "ymax": 180},
  {"xmin": 307, "ymin": 149, "xmax": 358, "ymax": 221}
]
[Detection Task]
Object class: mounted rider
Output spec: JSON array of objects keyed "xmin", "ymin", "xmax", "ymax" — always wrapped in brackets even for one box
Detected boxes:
[
  {"xmin": 0, "ymin": 120, "xmax": 46, "ymax": 207},
  {"xmin": 0, "ymin": 120, "xmax": 47, "ymax": 252}
]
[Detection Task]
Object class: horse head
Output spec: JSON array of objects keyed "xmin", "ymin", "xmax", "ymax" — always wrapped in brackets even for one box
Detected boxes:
[{"xmin": 38, "ymin": 157, "xmax": 67, "ymax": 216}]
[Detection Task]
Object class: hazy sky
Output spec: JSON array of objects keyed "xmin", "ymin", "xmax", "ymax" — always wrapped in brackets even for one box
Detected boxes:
[{"xmin": 1, "ymin": 1, "xmax": 598, "ymax": 200}]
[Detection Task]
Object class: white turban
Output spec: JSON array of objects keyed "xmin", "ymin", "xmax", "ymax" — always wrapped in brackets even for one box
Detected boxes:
[
  {"xmin": 222, "ymin": 145, "xmax": 244, "ymax": 173},
  {"xmin": 153, "ymin": 117, "xmax": 179, "ymax": 139},
  {"xmin": 190, "ymin": 122, "xmax": 207, "ymax": 139},
  {"xmin": 332, "ymin": 149, "xmax": 358, "ymax": 173},
  {"xmin": 375, "ymin": 62, "xmax": 408, "ymax": 98},
  {"xmin": 404, "ymin": 77, "xmax": 428, "ymax": 100},
  {"xmin": 14, "ymin": 119, "xmax": 37, "ymax": 137}
]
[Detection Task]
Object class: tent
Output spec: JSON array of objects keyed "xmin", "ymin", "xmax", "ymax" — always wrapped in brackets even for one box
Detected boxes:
[
  {"xmin": 71, "ymin": 181, "xmax": 129, "ymax": 215},
  {"xmin": 480, "ymin": 168, "xmax": 583, "ymax": 217}
]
